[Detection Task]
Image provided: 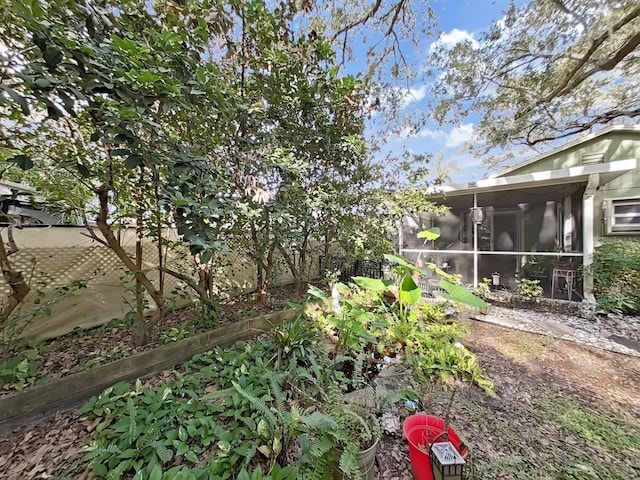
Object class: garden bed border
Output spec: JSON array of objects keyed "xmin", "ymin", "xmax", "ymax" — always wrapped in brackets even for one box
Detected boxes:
[{"xmin": 0, "ymin": 308, "xmax": 295, "ymax": 432}]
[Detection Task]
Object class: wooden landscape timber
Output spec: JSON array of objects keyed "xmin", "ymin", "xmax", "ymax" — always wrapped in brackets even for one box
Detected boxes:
[{"xmin": 0, "ymin": 308, "xmax": 296, "ymax": 432}]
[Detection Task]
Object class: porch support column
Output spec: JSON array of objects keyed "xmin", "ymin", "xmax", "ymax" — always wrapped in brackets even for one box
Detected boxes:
[
  {"xmin": 473, "ymin": 191, "xmax": 478, "ymax": 289},
  {"xmin": 582, "ymin": 173, "xmax": 599, "ymax": 303}
]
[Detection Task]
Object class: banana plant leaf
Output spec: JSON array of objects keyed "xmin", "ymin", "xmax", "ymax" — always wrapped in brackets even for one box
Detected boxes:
[
  {"xmin": 436, "ymin": 279, "xmax": 487, "ymax": 308},
  {"xmin": 417, "ymin": 227, "xmax": 441, "ymax": 240},
  {"xmin": 383, "ymin": 254, "xmax": 424, "ymax": 273},
  {"xmin": 399, "ymin": 275, "xmax": 421, "ymax": 305},
  {"xmin": 352, "ymin": 276, "xmax": 391, "ymax": 291}
]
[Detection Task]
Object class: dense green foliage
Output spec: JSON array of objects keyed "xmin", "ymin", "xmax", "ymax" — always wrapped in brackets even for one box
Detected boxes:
[
  {"xmin": 73, "ymin": 278, "xmax": 492, "ymax": 479},
  {"xmin": 515, "ymin": 279, "xmax": 544, "ymax": 303},
  {"xmin": 310, "ymin": 252, "xmax": 493, "ymax": 394},
  {"xmin": 592, "ymin": 239, "xmax": 640, "ymax": 314},
  {"xmin": 75, "ymin": 326, "xmax": 376, "ymax": 480},
  {"xmin": 427, "ymin": 0, "xmax": 639, "ymax": 167},
  {"xmin": 0, "ymin": 348, "xmax": 39, "ymax": 391},
  {"xmin": 0, "ymin": 0, "xmax": 445, "ymax": 335}
]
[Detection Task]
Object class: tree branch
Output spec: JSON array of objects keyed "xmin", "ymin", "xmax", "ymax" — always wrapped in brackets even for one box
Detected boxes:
[
  {"xmin": 330, "ymin": 0, "xmax": 383, "ymax": 42},
  {"xmin": 551, "ymin": 0, "xmax": 588, "ymax": 31},
  {"xmin": 0, "ymin": 228, "xmax": 30, "ymax": 324},
  {"xmin": 518, "ymin": 4, "xmax": 640, "ymax": 119}
]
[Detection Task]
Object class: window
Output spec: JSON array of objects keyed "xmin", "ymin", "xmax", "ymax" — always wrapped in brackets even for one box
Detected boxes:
[{"xmin": 605, "ymin": 198, "xmax": 640, "ymax": 234}]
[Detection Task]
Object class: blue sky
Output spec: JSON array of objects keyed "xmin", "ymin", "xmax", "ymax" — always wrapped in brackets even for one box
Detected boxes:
[{"xmin": 360, "ymin": 0, "xmax": 516, "ymax": 184}]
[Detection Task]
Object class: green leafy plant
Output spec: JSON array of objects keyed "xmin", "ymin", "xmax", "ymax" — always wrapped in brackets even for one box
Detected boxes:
[
  {"xmin": 309, "ymin": 285, "xmax": 380, "ymax": 353},
  {"xmin": 160, "ymin": 327, "xmax": 192, "ymax": 344},
  {"xmin": 591, "ymin": 240, "xmax": 640, "ymax": 314},
  {"xmin": 237, "ymin": 464, "xmax": 298, "ymax": 480},
  {"xmin": 516, "ymin": 279, "xmax": 544, "ymax": 303},
  {"xmin": 409, "ymin": 323, "xmax": 494, "ymax": 394},
  {"xmin": 409, "ymin": 300, "xmax": 449, "ymax": 323},
  {"xmin": 520, "ymin": 256, "xmax": 554, "ymax": 279},
  {"xmin": 328, "ymin": 405, "xmax": 381, "ymax": 480},
  {"xmin": 190, "ymin": 296, "xmax": 221, "ymax": 330},
  {"xmin": 294, "ymin": 387, "xmax": 381, "ymax": 480},
  {"xmin": 0, "ymin": 348, "xmax": 40, "ymax": 391},
  {"xmin": 474, "ymin": 277, "xmax": 492, "ymax": 301},
  {"xmin": 309, "ymin": 251, "xmax": 493, "ymax": 393},
  {"xmin": 271, "ymin": 313, "xmax": 321, "ymax": 369}
]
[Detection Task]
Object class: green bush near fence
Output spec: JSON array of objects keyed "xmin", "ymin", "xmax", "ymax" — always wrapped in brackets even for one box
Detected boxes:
[{"xmin": 592, "ymin": 239, "xmax": 640, "ymax": 314}]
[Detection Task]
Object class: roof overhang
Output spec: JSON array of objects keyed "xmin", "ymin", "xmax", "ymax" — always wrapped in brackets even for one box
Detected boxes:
[
  {"xmin": 492, "ymin": 125, "xmax": 640, "ymax": 177},
  {"xmin": 430, "ymin": 158, "xmax": 637, "ymax": 198},
  {"xmin": 0, "ymin": 180, "xmax": 37, "ymax": 197}
]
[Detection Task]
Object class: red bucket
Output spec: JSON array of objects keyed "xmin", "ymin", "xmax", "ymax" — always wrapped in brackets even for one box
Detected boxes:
[{"xmin": 403, "ymin": 414, "xmax": 468, "ymax": 480}]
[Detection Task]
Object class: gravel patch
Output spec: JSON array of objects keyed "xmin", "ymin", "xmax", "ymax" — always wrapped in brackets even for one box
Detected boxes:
[{"xmin": 475, "ymin": 296, "xmax": 640, "ymax": 357}]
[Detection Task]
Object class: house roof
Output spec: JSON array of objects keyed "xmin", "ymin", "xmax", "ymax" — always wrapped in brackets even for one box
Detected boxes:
[
  {"xmin": 430, "ymin": 158, "xmax": 637, "ymax": 198},
  {"xmin": 491, "ymin": 124, "xmax": 640, "ymax": 178}
]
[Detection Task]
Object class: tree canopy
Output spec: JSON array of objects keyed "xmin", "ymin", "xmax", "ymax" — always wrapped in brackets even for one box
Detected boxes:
[{"xmin": 427, "ymin": 0, "xmax": 640, "ymax": 167}]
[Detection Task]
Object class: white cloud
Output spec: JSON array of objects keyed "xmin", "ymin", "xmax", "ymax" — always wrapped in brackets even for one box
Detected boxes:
[
  {"xmin": 396, "ymin": 85, "xmax": 428, "ymax": 110},
  {"xmin": 445, "ymin": 123, "xmax": 474, "ymax": 148},
  {"xmin": 429, "ymin": 28, "xmax": 479, "ymax": 54},
  {"xmin": 400, "ymin": 123, "xmax": 474, "ymax": 148},
  {"xmin": 415, "ymin": 128, "xmax": 445, "ymax": 140},
  {"xmin": 389, "ymin": 123, "xmax": 475, "ymax": 148}
]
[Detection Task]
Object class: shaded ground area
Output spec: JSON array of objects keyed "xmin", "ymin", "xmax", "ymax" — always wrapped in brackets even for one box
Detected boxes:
[
  {"xmin": 0, "ymin": 285, "xmax": 306, "ymax": 397},
  {"xmin": 378, "ymin": 320, "xmax": 640, "ymax": 479},
  {"xmin": 2, "ymin": 316, "xmax": 640, "ymax": 479}
]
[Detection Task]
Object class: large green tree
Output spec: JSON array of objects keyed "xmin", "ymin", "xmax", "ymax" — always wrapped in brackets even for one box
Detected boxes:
[
  {"xmin": 1, "ymin": 0, "xmax": 231, "ymax": 338},
  {"xmin": 428, "ymin": 0, "xmax": 640, "ymax": 167}
]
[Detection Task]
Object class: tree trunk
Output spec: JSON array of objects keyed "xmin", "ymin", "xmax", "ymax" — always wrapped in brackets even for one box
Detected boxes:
[
  {"xmin": 255, "ymin": 243, "xmax": 276, "ymax": 304},
  {"xmin": 153, "ymin": 169, "xmax": 165, "ymax": 298},
  {"xmin": 0, "ymin": 228, "xmax": 30, "ymax": 325},
  {"xmin": 135, "ymin": 183, "xmax": 144, "ymax": 328},
  {"xmin": 277, "ymin": 243, "xmax": 303, "ymax": 294},
  {"xmin": 96, "ymin": 186, "xmax": 164, "ymax": 343}
]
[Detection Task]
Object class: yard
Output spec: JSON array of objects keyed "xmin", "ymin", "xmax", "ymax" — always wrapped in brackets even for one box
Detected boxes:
[
  {"xmin": 2, "ymin": 2, "xmax": 639, "ymax": 479},
  {"xmin": 1, "ymin": 290, "xmax": 639, "ymax": 480}
]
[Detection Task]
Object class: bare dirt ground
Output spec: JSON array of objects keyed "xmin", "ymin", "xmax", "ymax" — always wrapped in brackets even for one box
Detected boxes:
[
  {"xmin": 377, "ymin": 319, "xmax": 640, "ymax": 480},
  {"xmin": 2, "ymin": 307, "xmax": 640, "ymax": 479}
]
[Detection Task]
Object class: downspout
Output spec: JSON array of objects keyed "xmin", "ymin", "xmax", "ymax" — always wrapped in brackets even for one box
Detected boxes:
[
  {"xmin": 582, "ymin": 173, "xmax": 599, "ymax": 303},
  {"xmin": 473, "ymin": 191, "xmax": 478, "ymax": 289}
]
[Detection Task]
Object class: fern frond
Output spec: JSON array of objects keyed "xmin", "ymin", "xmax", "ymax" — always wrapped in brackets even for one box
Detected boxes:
[
  {"xmin": 265, "ymin": 371, "xmax": 286, "ymax": 416},
  {"xmin": 231, "ymin": 380, "xmax": 278, "ymax": 428},
  {"xmin": 302, "ymin": 411, "xmax": 339, "ymax": 432},
  {"xmin": 338, "ymin": 445, "xmax": 361, "ymax": 480},
  {"xmin": 342, "ymin": 407, "xmax": 372, "ymax": 442},
  {"xmin": 126, "ymin": 398, "xmax": 137, "ymax": 445},
  {"xmin": 309, "ymin": 436, "xmax": 334, "ymax": 458}
]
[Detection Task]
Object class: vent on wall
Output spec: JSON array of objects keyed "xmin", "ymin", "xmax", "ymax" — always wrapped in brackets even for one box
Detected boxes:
[{"xmin": 582, "ymin": 153, "xmax": 604, "ymax": 164}]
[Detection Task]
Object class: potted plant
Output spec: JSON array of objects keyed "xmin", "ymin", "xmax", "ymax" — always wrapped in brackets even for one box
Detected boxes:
[{"xmin": 328, "ymin": 403, "xmax": 381, "ymax": 480}]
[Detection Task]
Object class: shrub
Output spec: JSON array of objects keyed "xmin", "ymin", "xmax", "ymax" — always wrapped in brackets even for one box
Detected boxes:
[
  {"xmin": 474, "ymin": 278, "xmax": 492, "ymax": 301},
  {"xmin": 410, "ymin": 301, "xmax": 448, "ymax": 323},
  {"xmin": 592, "ymin": 240, "xmax": 640, "ymax": 314},
  {"xmin": 515, "ymin": 279, "xmax": 544, "ymax": 303}
]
